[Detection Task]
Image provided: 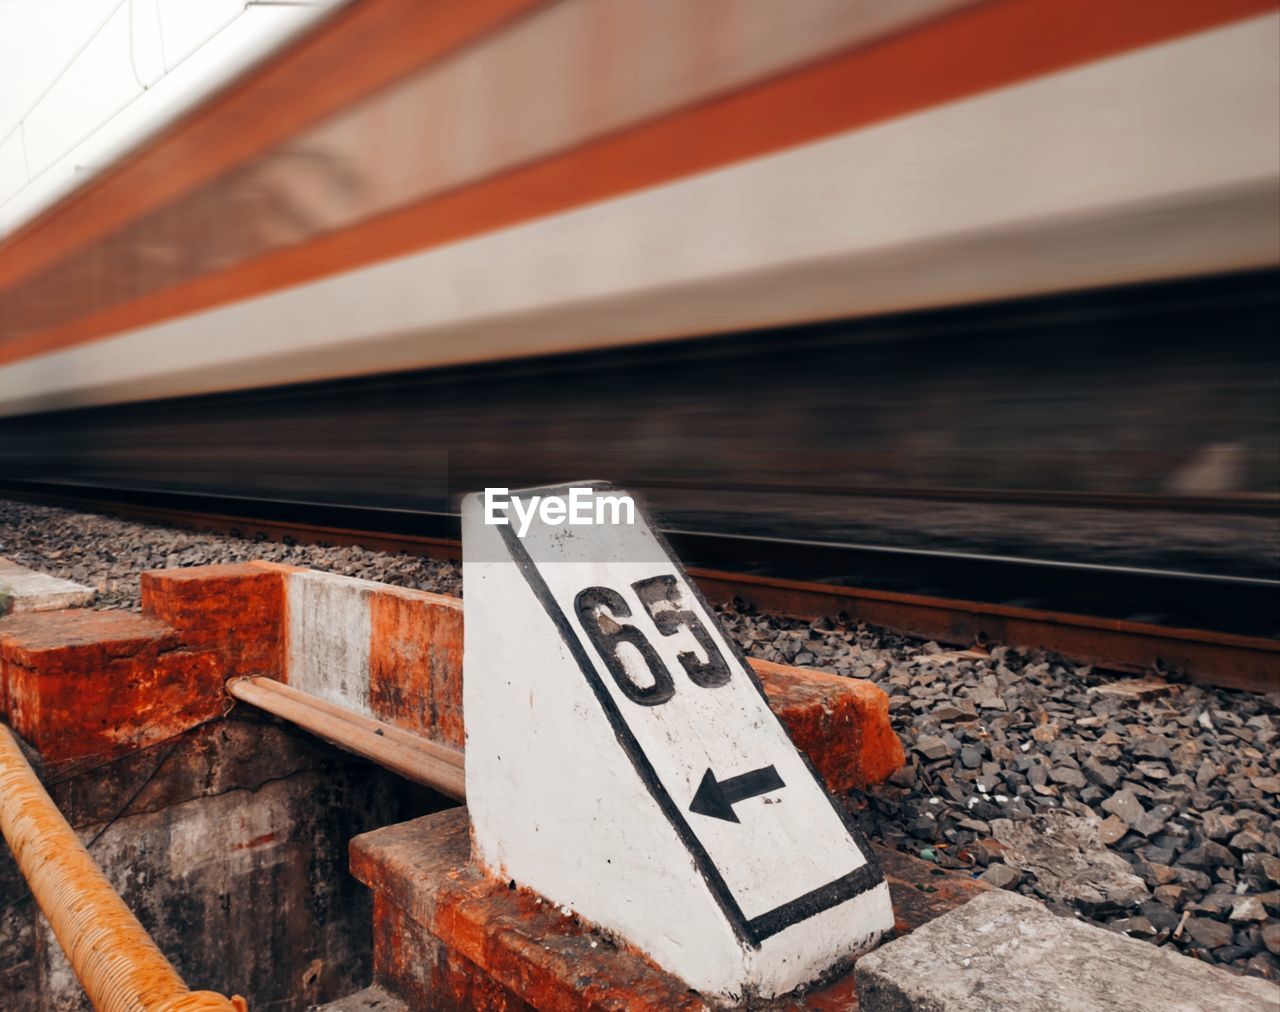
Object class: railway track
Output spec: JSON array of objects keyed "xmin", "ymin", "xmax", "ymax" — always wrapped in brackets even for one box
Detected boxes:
[
  {"xmin": 645, "ymin": 479, "xmax": 1280, "ymax": 516},
  {"xmin": 1, "ymin": 478, "xmax": 1276, "ymax": 694}
]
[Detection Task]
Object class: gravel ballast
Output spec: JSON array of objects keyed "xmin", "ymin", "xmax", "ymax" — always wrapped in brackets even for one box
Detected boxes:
[
  {"xmin": 2, "ymin": 498, "xmax": 1278, "ymax": 982},
  {"xmin": 0, "ymin": 500, "xmax": 461, "ymax": 608},
  {"xmin": 719, "ymin": 605, "xmax": 1280, "ymax": 984}
]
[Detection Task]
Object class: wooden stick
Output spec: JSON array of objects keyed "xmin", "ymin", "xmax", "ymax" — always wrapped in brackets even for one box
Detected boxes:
[{"xmin": 227, "ymin": 676, "xmax": 466, "ymax": 801}]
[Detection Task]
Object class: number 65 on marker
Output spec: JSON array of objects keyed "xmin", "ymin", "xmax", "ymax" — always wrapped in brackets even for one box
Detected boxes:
[{"xmin": 462, "ymin": 484, "xmax": 893, "ymax": 999}]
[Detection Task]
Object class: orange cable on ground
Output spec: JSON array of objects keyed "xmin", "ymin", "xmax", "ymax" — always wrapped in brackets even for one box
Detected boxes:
[{"xmin": 0, "ymin": 724, "xmax": 247, "ymax": 1011}]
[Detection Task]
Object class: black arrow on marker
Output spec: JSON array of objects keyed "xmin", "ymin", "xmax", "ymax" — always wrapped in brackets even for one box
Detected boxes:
[{"xmin": 689, "ymin": 764, "xmax": 786, "ymax": 823}]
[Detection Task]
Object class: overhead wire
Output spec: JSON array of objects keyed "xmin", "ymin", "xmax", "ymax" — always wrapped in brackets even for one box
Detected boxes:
[
  {"xmin": 0, "ymin": 2, "xmax": 254, "ymax": 213},
  {"xmin": 153, "ymin": 0, "xmax": 169, "ymax": 72},
  {"xmin": 0, "ymin": 0, "xmax": 130, "ymax": 152},
  {"xmin": 0, "ymin": 0, "xmax": 130, "ymax": 194},
  {"xmin": 126, "ymin": 0, "xmax": 149, "ymax": 91},
  {"xmin": 17, "ymin": 122, "xmax": 32, "ymax": 181}
]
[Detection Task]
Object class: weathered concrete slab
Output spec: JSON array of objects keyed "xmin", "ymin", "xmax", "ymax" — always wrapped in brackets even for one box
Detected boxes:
[
  {"xmin": 855, "ymin": 889, "xmax": 1276, "ymax": 1012},
  {"xmin": 0, "ymin": 558, "xmax": 92, "ymax": 613},
  {"xmin": 311, "ymin": 984, "xmax": 408, "ymax": 1010},
  {"xmin": 141, "ymin": 562, "xmax": 286, "ymax": 681}
]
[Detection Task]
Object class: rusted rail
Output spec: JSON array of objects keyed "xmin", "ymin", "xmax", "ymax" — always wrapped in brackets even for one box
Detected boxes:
[
  {"xmin": 688, "ymin": 569, "xmax": 1280, "ymax": 694},
  {"xmin": 3, "ymin": 480, "xmax": 1276, "ymax": 693},
  {"xmin": 0, "ymin": 725, "xmax": 247, "ymax": 1011},
  {"xmin": 644, "ymin": 479, "xmax": 1280, "ymax": 516}
]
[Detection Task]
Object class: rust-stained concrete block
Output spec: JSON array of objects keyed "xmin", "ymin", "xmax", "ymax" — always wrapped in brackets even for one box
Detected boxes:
[
  {"xmin": 0, "ymin": 562, "xmax": 897, "ymax": 795},
  {"xmin": 368, "ymin": 587, "xmax": 464, "ymax": 752},
  {"xmin": 0, "ymin": 608, "xmax": 223, "ymax": 768},
  {"xmin": 751, "ymin": 657, "xmax": 905, "ymax": 792},
  {"xmin": 351, "ymin": 808, "xmax": 767, "ymax": 1011},
  {"xmin": 143, "ymin": 562, "xmax": 899, "ymax": 789},
  {"xmin": 141, "ymin": 562, "xmax": 287, "ymax": 680},
  {"xmin": 350, "ymin": 807, "xmax": 989, "ymax": 1010}
]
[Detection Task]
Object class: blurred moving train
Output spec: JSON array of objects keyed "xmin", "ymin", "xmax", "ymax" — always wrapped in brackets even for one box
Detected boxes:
[{"xmin": 0, "ymin": 0, "xmax": 1277, "ymax": 579}]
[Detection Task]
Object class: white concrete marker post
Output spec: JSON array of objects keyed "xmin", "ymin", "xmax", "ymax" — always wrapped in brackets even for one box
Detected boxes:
[{"xmin": 463, "ymin": 483, "xmax": 894, "ymax": 1000}]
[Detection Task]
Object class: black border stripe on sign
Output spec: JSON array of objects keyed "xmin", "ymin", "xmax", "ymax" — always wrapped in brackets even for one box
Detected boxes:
[
  {"xmin": 496, "ymin": 522, "xmax": 753, "ymax": 946},
  {"xmin": 746, "ymin": 863, "xmax": 883, "ymax": 941},
  {"xmin": 495, "ymin": 484, "xmax": 885, "ymax": 946},
  {"xmin": 644, "ymin": 511, "xmax": 889, "ymax": 891}
]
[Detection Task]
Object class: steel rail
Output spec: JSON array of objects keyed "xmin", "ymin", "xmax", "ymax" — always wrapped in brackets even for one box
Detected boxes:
[
  {"xmin": 3, "ymin": 478, "xmax": 1275, "ymax": 625},
  {"xmin": 642, "ymin": 479, "xmax": 1280, "ymax": 516},
  {"xmin": 689, "ymin": 569, "xmax": 1279, "ymax": 694},
  {"xmin": 0, "ymin": 725, "xmax": 247, "ymax": 1011},
  {"xmin": 2, "ymin": 479, "xmax": 1276, "ymax": 692}
]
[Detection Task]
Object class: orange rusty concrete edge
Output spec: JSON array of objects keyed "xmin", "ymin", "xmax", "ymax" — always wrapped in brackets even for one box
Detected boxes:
[
  {"xmin": 140, "ymin": 563, "xmax": 902, "ymax": 787},
  {"xmin": 368, "ymin": 586, "xmax": 466, "ymax": 752},
  {"xmin": 1, "ymin": 562, "xmax": 900, "ymax": 784},
  {"xmin": 752, "ymin": 657, "xmax": 907, "ymax": 791},
  {"xmin": 351, "ymin": 807, "xmax": 992, "ymax": 1010},
  {"xmin": 142, "ymin": 562, "xmax": 292, "ymax": 682},
  {"xmin": 352, "ymin": 808, "xmax": 712, "ymax": 1011},
  {"xmin": 0, "ymin": 562, "xmax": 291, "ymax": 767},
  {"xmin": 371, "ymin": 893, "xmax": 523, "ymax": 1012},
  {"xmin": 0, "ymin": 608, "xmax": 226, "ymax": 768}
]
